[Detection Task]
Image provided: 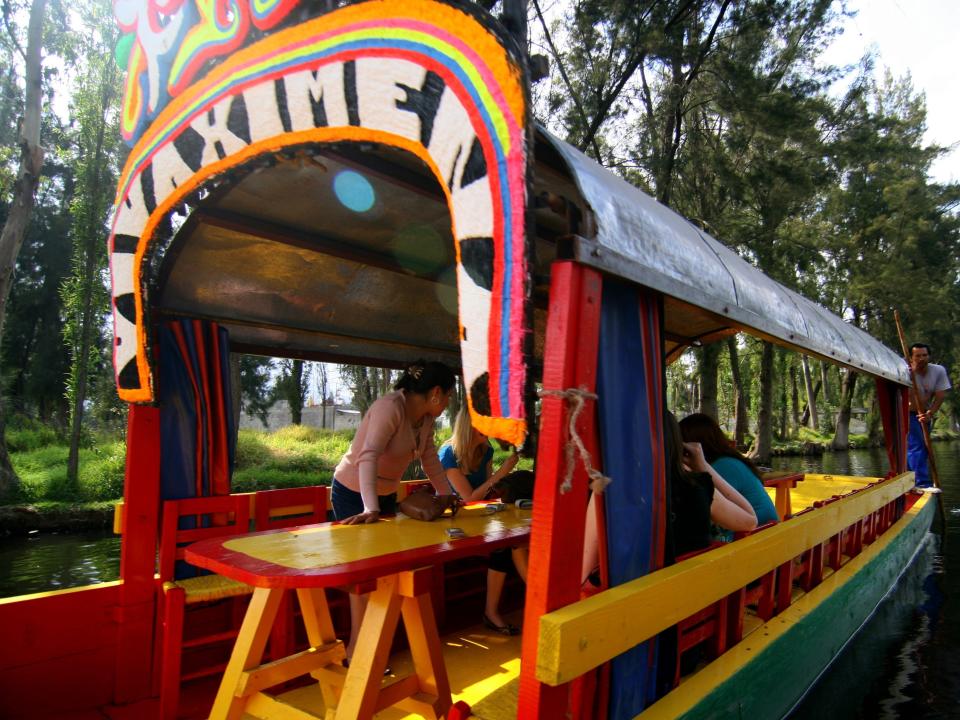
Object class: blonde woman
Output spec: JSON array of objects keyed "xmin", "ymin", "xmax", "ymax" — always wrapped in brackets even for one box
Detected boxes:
[{"xmin": 439, "ymin": 406, "xmax": 527, "ymax": 634}]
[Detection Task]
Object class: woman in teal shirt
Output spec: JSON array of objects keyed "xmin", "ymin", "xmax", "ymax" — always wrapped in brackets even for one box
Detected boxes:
[{"xmin": 679, "ymin": 413, "xmax": 780, "ymax": 532}]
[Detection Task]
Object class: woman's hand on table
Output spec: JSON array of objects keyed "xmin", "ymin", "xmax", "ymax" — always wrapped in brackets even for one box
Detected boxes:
[{"xmin": 341, "ymin": 510, "xmax": 381, "ymax": 525}]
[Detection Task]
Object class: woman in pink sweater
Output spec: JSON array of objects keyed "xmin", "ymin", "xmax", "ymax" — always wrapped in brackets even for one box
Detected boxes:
[{"xmin": 331, "ymin": 360, "xmax": 456, "ymax": 660}]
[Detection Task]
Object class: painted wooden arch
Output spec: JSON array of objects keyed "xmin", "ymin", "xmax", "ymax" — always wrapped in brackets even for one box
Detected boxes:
[{"xmin": 109, "ymin": 0, "xmax": 531, "ymax": 445}]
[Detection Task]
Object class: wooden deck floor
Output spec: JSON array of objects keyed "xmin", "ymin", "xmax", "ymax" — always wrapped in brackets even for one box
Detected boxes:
[{"xmin": 251, "ymin": 613, "xmax": 525, "ymax": 719}]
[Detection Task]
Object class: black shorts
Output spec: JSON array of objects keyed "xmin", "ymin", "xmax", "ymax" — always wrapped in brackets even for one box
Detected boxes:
[
  {"xmin": 488, "ymin": 547, "xmax": 513, "ymax": 574},
  {"xmin": 331, "ymin": 478, "xmax": 397, "ymax": 519}
]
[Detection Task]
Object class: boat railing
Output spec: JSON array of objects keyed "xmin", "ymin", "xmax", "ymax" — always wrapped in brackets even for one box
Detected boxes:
[{"xmin": 534, "ymin": 471, "xmax": 915, "ymax": 687}]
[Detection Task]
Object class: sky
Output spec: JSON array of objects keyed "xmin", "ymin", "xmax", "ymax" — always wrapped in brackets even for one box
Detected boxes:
[{"xmin": 820, "ymin": 0, "xmax": 960, "ymax": 183}]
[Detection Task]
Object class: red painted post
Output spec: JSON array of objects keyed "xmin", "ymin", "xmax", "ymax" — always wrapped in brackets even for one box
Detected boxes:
[
  {"xmin": 114, "ymin": 403, "xmax": 162, "ymax": 702},
  {"xmin": 517, "ymin": 262, "xmax": 603, "ymax": 719}
]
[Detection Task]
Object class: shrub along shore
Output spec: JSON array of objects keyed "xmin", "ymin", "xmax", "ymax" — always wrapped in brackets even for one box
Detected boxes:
[{"xmin": 0, "ymin": 422, "xmax": 954, "ymax": 533}]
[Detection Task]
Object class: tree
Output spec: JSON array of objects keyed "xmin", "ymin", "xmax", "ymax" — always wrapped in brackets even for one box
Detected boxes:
[
  {"xmin": 831, "ymin": 367, "xmax": 857, "ymax": 450},
  {"xmin": 0, "ymin": 0, "xmax": 46, "ymax": 499},
  {"xmin": 800, "ymin": 355, "xmax": 819, "ymax": 431},
  {"xmin": 315, "ymin": 362, "xmax": 330, "ymax": 428},
  {"xmin": 821, "ymin": 73, "xmax": 960, "ymax": 368},
  {"xmin": 63, "ymin": 8, "xmax": 121, "ymax": 486},
  {"xmin": 697, "ymin": 342, "xmax": 720, "ymax": 419},
  {"xmin": 726, "ymin": 336, "xmax": 748, "ymax": 447},
  {"xmin": 341, "ymin": 364, "xmax": 395, "ymax": 416},
  {"xmin": 239, "ymin": 355, "xmax": 276, "ymax": 427},
  {"xmin": 2, "ymin": 187, "xmax": 73, "ymax": 423},
  {"xmin": 275, "ymin": 359, "xmax": 309, "ymax": 425}
]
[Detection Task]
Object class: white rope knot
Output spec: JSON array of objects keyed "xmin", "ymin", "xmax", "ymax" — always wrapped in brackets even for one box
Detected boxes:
[{"xmin": 538, "ymin": 387, "xmax": 612, "ymax": 494}]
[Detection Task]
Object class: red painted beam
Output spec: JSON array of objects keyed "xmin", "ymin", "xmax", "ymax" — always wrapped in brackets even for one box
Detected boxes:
[
  {"xmin": 115, "ymin": 403, "xmax": 162, "ymax": 702},
  {"xmin": 517, "ymin": 262, "xmax": 603, "ymax": 718}
]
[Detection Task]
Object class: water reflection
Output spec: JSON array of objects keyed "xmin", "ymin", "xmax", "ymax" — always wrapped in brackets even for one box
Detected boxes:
[
  {"xmin": 0, "ymin": 530, "xmax": 120, "ymax": 598},
  {"xmin": 786, "ymin": 441, "xmax": 958, "ymax": 720}
]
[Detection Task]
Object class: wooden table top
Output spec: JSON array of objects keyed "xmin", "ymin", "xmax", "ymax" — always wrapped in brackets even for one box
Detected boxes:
[
  {"xmin": 185, "ymin": 504, "xmax": 532, "ymax": 589},
  {"xmin": 761, "ymin": 470, "xmax": 805, "ymax": 485}
]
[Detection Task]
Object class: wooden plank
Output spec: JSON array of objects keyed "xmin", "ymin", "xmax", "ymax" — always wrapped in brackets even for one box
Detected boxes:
[
  {"xmin": 399, "ymin": 584, "xmax": 450, "ymax": 715},
  {"xmin": 334, "ymin": 576, "xmax": 403, "ymax": 719},
  {"xmin": 237, "ymin": 641, "xmax": 345, "ymax": 696},
  {"xmin": 374, "ymin": 675, "xmax": 422, "ymax": 712},
  {"xmin": 517, "ymin": 262, "xmax": 603, "ymax": 718},
  {"xmin": 245, "ymin": 691, "xmax": 323, "ymax": 719},
  {"xmin": 0, "ymin": 583, "xmax": 121, "ymax": 669},
  {"xmin": 298, "ymin": 588, "xmax": 342, "ymax": 709},
  {"xmin": 116, "ymin": 403, "xmax": 162, "ymax": 702},
  {"xmin": 209, "ymin": 587, "xmax": 284, "ymax": 720},
  {"xmin": 394, "ymin": 691, "xmax": 448, "ymax": 718},
  {"xmin": 536, "ymin": 472, "xmax": 914, "ymax": 685}
]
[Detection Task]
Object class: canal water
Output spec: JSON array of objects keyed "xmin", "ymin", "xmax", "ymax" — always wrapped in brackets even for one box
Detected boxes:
[
  {"xmin": 0, "ymin": 444, "xmax": 956, "ymax": 717},
  {"xmin": 0, "ymin": 529, "xmax": 120, "ymax": 597},
  {"xmin": 778, "ymin": 442, "xmax": 959, "ymax": 720}
]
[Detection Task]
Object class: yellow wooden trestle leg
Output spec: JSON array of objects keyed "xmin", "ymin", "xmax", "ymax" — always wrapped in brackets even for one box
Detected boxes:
[
  {"xmin": 299, "ymin": 588, "xmax": 346, "ymax": 712},
  {"xmin": 331, "ymin": 567, "xmax": 452, "ymax": 720},
  {"xmin": 208, "ymin": 587, "xmax": 284, "ymax": 720},
  {"xmin": 209, "ymin": 586, "xmax": 347, "ymax": 720}
]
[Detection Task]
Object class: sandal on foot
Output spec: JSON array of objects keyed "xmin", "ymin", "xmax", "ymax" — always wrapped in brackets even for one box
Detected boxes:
[{"xmin": 483, "ymin": 614, "xmax": 520, "ymax": 636}]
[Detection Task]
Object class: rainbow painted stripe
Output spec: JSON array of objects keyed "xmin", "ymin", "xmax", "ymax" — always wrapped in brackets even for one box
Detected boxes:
[{"xmin": 113, "ymin": 0, "xmax": 530, "ymax": 441}]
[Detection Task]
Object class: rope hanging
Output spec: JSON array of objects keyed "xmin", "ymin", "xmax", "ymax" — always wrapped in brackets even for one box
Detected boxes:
[{"xmin": 538, "ymin": 387, "xmax": 611, "ymax": 494}]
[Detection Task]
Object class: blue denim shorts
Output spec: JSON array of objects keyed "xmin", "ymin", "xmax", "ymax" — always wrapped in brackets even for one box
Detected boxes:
[{"xmin": 331, "ymin": 478, "xmax": 397, "ymax": 519}]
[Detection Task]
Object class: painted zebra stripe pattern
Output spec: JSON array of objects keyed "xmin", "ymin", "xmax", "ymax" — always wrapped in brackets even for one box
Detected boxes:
[{"xmin": 110, "ymin": 0, "xmax": 530, "ymax": 445}]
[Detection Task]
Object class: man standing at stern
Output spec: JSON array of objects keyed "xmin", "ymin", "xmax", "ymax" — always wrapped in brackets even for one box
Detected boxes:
[{"xmin": 907, "ymin": 343, "xmax": 951, "ymax": 488}]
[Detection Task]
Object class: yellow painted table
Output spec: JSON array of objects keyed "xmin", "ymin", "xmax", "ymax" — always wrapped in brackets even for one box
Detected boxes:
[{"xmin": 186, "ymin": 505, "xmax": 531, "ymax": 720}]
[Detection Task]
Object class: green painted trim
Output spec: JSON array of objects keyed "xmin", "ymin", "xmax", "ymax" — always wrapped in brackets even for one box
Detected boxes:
[{"xmin": 643, "ymin": 496, "xmax": 934, "ymax": 720}]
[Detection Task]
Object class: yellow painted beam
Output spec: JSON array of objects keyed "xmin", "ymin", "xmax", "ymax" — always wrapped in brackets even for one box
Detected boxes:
[
  {"xmin": 639, "ymin": 493, "xmax": 931, "ymax": 719},
  {"xmin": 236, "ymin": 641, "xmax": 345, "ymax": 696},
  {"xmin": 536, "ymin": 473, "xmax": 914, "ymax": 685}
]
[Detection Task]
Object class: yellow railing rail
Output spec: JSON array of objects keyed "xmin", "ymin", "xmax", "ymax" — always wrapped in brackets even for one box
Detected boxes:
[{"xmin": 535, "ymin": 472, "xmax": 914, "ymax": 685}]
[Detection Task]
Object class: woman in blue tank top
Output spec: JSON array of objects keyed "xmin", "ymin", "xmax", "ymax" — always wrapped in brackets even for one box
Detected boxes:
[{"xmin": 439, "ymin": 407, "xmax": 527, "ymax": 634}]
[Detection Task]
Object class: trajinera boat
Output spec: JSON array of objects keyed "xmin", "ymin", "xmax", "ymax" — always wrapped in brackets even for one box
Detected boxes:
[{"xmin": 0, "ymin": 1, "xmax": 934, "ymax": 719}]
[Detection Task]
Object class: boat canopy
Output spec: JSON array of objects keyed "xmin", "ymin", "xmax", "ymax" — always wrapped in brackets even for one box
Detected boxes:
[{"xmin": 538, "ymin": 133, "xmax": 910, "ymax": 385}]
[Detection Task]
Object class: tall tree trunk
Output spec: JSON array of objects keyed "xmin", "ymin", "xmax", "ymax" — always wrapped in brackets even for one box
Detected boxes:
[
  {"xmin": 698, "ymin": 342, "xmax": 720, "ymax": 420},
  {"xmin": 751, "ymin": 341, "xmax": 774, "ymax": 464},
  {"xmin": 866, "ymin": 386, "xmax": 882, "ymax": 442},
  {"xmin": 800, "ymin": 355, "xmax": 819, "ymax": 431},
  {"xmin": 67, "ymin": 60, "xmax": 117, "ymax": 486},
  {"xmin": 446, "ymin": 376, "xmax": 463, "ymax": 428},
  {"xmin": 727, "ymin": 337, "xmax": 748, "ymax": 447},
  {"xmin": 230, "ymin": 354, "xmax": 241, "ymax": 435},
  {"xmin": 819, "ymin": 361, "xmax": 833, "ymax": 431},
  {"xmin": 777, "ymin": 350, "xmax": 788, "ymax": 440},
  {"xmin": 317, "ymin": 363, "xmax": 328, "ymax": 429},
  {"xmin": 0, "ymin": 0, "xmax": 47, "ymax": 499},
  {"xmin": 790, "ymin": 363, "xmax": 800, "ymax": 437},
  {"xmin": 831, "ymin": 368, "xmax": 858, "ymax": 450},
  {"xmin": 289, "ymin": 360, "xmax": 304, "ymax": 424},
  {"xmin": 799, "ymin": 380, "xmax": 822, "ymax": 427}
]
